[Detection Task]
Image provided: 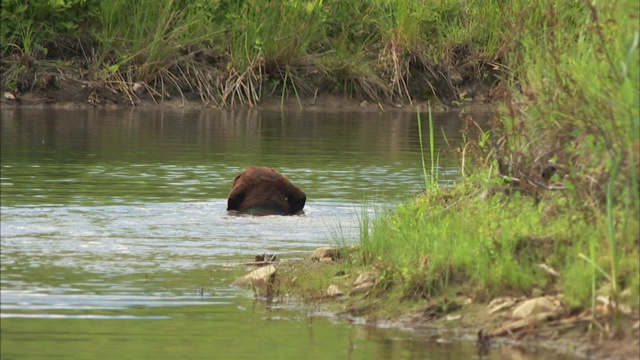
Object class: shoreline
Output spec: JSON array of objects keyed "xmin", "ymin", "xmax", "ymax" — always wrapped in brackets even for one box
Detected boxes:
[
  {"xmin": 0, "ymin": 87, "xmax": 491, "ymax": 113},
  {"xmin": 234, "ymin": 254, "xmax": 640, "ymax": 360}
]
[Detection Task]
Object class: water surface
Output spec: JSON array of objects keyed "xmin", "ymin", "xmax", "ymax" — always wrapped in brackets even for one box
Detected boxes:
[{"xmin": 1, "ymin": 107, "xmax": 570, "ymax": 359}]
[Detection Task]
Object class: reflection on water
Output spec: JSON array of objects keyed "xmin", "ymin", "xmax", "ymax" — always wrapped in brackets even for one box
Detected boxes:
[
  {"xmin": 0, "ymin": 107, "xmax": 571, "ymax": 359},
  {"xmin": 1, "ymin": 107, "xmax": 471, "ymax": 205}
]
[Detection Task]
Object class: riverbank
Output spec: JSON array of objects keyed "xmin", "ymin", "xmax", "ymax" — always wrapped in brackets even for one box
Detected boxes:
[
  {"xmin": 232, "ymin": 243, "xmax": 639, "ymax": 360},
  {"xmin": 1, "ymin": 0, "xmax": 508, "ymax": 110},
  {"xmin": 0, "ymin": 85, "xmax": 484, "ymax": 113}
]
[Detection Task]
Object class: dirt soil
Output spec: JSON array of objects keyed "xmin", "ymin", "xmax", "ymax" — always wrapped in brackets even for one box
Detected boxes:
[
  {"xmin": 0, "ymin": 86, "xmax": 458, "ymax": 112},
  {"xmin": 0, "ymin": 59, "xmax": 496, "ymax": 112}
]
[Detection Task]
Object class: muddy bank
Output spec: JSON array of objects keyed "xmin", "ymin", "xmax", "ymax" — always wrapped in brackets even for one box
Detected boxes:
[
  {"xmin": 0, "ymin": 89, "xmax": 459, "ymax": 112},
  {"xmin": 0, "ymin": 84, "xmax": 489, "ymax": 113},
  {"xmin": 231, "ymin": 250, "xmax": 640, "ymax": 360},
  {"xmin": 0, "ymin": 50, "xmax": 496, "ymax": 112}
]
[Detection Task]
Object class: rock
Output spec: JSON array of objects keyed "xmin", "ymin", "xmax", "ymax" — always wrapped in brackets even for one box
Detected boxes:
[
  {"xmin": 132, "ymin": 82, "xmax": 146, "ymax": 95},
  {"xmin": 512, "ymin": 297, "xmax": 558, "ymax": 319},
  {"xmin": 351, "ymin": 282, "xmax": 374, "ymax": 294},
  {"xmin": 486, "ymin": 297, "xmax": 517, "ymax": 314},
  {"xmin": 446, "ymin": 314, "xmax": 462, "ymax": 321},
  {"xmin": 310, "ymin": 247, "xmax": 341, "ymax": 262},
  {"xmin": 620, "ymin": 287, "xmax": 633, "ymax": 299},
  {"xmin": 597, "ymin": 294, "xmax": 632, "ymax": 315},
  {"xmin": 350, "ymin": 271, "xmax": 376, "ymax": 294},
  {"xmin": 597, "ymin": 282, "xmax": 615, "ymax": 296},
  {"xmin": 231, "ymin": 264, "xmax": 277, "ymax": 288},
  {"xmin": 326, "ymin": 284, "xmax": 343, "ymax": 297},
  {"xmin": 4, "ymin": 92, "xmax": 18, "ymax": 101},
  {"xmin": 353, "ymin": 271, "xmax": 376, "ymax": 287}
]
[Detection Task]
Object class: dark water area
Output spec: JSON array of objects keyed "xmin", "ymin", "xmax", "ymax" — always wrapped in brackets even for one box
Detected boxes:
[
  {"xmin": 0, "ymin": 107, "xmax": 575, "ymax": 359},
  {"xmin": 0, "ymin": 107, "xmax": 469, "ymax": 206}
]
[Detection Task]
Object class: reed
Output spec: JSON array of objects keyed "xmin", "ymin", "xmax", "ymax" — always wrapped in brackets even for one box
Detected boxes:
[
  {"xmin": 93, "ymin": 0, "xmax": 226, "ymax": 103},
  {"xmin": 416, "ymin": 105, "xmax": 440, "ymax": 190},
  {"xmin": 416, "ymin": 109, "xmax": 429, "ymax": 190},
  {"xmin": 495, "ymin": 0, "xmax": 639, "ymax": 310}
]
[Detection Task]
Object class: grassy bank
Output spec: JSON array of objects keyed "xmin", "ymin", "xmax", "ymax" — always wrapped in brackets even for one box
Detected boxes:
[
  {"xmin": 1, "ymin": 0, "xmax": 526, "ymax": 106},
  {"xmin": 338, "ymin": 0, "xmax": 639, "ymax": 329}
]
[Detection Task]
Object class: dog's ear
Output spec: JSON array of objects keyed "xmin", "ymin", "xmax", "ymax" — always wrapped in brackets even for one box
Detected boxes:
[
  {"xmin": 231, "ymin": 172, "xmax": 243, "ymax": 187},
  {"xmin": 227, "ymin": 170, "xmax": 248, "ymax": 211}
]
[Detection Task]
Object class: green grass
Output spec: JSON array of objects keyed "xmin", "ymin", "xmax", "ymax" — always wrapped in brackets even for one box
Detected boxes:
[
  {"xmin": 356, "ymin": 175, "xmax": 639, "ymax": 307},
  {"xmin": 0, "ymin": 0, "xmax": 538, "ymax": 105},
  {"xmin": 349, "ymin": 0, "xmax": 639, "ymax": 316},
  {"xmin": 500, "ymin": 0, "xmax": 639, "ymax": 311}
]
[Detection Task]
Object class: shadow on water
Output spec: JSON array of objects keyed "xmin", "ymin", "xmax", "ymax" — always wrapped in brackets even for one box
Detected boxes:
[{"xmin": 0, "ymin": 107, "xmax": 574, "ymax": 359}]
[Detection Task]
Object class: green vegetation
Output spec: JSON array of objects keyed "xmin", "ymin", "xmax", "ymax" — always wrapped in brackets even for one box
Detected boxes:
[
  {"xmin": 1, "ymin": 0, "xmax": 517, "ymax": 105},
  {"xmin": 349, "ymin": 0, "xmax": 640, "ymax": 321}
]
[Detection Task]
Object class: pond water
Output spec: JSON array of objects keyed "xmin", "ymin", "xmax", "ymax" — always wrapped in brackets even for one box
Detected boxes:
[{"xmin": 1, "ymin": 107, "xmax": 571, "ymax": 359}]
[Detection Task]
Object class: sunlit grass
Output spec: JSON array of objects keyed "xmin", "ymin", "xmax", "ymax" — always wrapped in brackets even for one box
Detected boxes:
[
  {"xmin": 0, "ymin": 0, "xmax": 533, "ymax": 105},
  {"xmin": 92, "ymin": 0, "xmax": 226, "ymax": 104},
  {"xmin": 355, "ymin": 0, "xmax": 640, "ymax": 308},
  {"xmin": 356, "ymin": 176, "xmax": 638, "ymax": 306},
  {"xmin": 499, "ymin": 0, "xmax": 640, "ymax": 311}
]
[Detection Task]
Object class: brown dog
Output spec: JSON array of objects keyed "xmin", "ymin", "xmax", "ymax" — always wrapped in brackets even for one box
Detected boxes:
[{"xmin": 227, "ymin": 167, "xmax": 306, "ymax": 215}]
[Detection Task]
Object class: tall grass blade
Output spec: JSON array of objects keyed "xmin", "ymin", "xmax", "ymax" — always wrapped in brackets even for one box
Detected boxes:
[
  {"xmin": 428, "ymin": 102, "xmax": 437, "ymax": 188},
  {"xmin": 416, "ymin": 108, "xmax": 429, "ymax": 190}
]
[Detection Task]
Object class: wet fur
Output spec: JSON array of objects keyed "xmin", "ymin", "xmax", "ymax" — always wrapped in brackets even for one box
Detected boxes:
[{"xmin": 227, "ymin": 167, "xmax": 306, "ymax": 215}]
